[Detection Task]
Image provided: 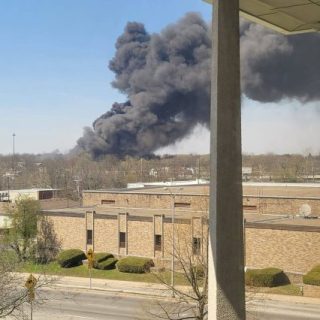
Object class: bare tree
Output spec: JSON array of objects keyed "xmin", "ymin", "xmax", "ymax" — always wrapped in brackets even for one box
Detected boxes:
[
  {"xmin": 35, "ymin": 216, "xmax": 61, "ymax": 264},
  {"xmin": 0, "ymin": 249, "xmax": 53, "ymax": 319},
  {"xmin": 150, "ymin": 217, "xmax": 209, "ymax": 320}
]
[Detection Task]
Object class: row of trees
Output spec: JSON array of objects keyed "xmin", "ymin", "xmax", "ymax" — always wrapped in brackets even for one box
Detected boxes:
[
  {"xmin": 1, "ymin": 151, "xmax": 320, "ymax": 197},
  {"xmin": 0, "ymin": 152, "xmax": 210, "ymax": 196},
  {"xmin": 243, "ymin": 153, "xmax": 320, "ymax": 182}
]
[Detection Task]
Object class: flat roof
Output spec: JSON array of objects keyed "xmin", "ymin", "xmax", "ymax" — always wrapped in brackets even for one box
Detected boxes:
[
  {"xmin": 0, "ymin": 188, "xmax": 59, "ymax": 193},
  {"xmin": 84, "ymin": 182, "xmax": 320, "ymax": 198},
  {"xmin": 245, "ymin": 213, "xmax": 320, "ymax": 231},
  {"xmin": 42, "ymin": 207, "xmax": 320, "ymax": 230},
  {"xmin": 42, "ymin": 206, "xmax": 206, "ymax": 219}
]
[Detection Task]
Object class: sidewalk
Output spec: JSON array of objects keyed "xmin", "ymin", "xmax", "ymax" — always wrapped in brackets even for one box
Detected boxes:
[
  {"xmin": 53, "ymin": 275, "xmax": 182, "ymax": 298},
  {"xmin": 21, "ymin": 272, "xmax": 320, "ymax": 304}
]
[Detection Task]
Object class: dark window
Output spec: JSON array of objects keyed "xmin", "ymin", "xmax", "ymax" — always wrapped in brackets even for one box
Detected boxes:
[
  {"xmin": 87, "ymin": 230, "xmax": 93, "ymax": 245},
  {"xmin": 243, "ymin": 205, "xmax": 257, "ymax": 211},
  {"xmin": 192, "ymin": 237, "xmax": 201, "ymax": 255},
  {"xmin": 119, "ymin": 232, "xmax": 126, "ymax": 248},
  {"xmin": 174, "ymin": 202, "xmax": 191, "ymax": 208},
  {"xmin": 155, "ymin": 235, "xmax": 162, "ymax": 251},
  {"xmin": 101, "ymin": 199, "xmax": 115, "ymax": 205},
  {"xmin": 39, "ymin": 190, "xmax": 53, "ymax": 200}
]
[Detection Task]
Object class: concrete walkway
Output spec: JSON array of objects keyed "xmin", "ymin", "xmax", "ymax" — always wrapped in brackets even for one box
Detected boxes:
[
  {"xmin": 20, "ymin": 272, "xmax": 320, "ymax": 305},
  {"xmin": 53, "ymin": 275, "xmax": 181, "ymax": 298}
]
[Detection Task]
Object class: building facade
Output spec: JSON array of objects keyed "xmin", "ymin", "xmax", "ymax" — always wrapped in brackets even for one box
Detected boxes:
[{"xmin": 41, "ymin": 183, "xmax": 320, "ymax": 273}]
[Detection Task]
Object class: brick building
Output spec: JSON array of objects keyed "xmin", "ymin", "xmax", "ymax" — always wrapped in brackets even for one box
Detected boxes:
[
  {"xmin": 42, "ymin": 182, "xmax": 320, "ymax": 273},
  {"xmin": 43, "ymin": 185, "xmax": 209, "ymax": 263}
]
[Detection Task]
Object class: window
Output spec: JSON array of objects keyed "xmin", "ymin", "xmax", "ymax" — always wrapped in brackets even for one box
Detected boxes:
[
  {"xmin": 87, "ymin": 230, "xmax": 93, "ymax": 245},
  {"xmin": 119, "ymin": 232, "xmax": 126, "ymax": 248},
  {"xmin": 101, "ymin": 199, "xmax": 115, "ymax": 205},
  {"xmin": 154, "ymin": 234, "xmax": 162, "ymax": 251},
  {"xmin": 243, "ymin": 205, "xmax": 257, "ymax": 211},
  {"xmin": 192, "ymin": 237, "xmax": 201, "ymax": 255},
  {"xmin": 174, "ymin": 202, "xmax": 191, "ymax": 208}
]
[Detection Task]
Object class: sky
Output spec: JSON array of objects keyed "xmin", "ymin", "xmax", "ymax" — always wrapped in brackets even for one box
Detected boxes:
[{"xmin": 0, "ymin": 0, "xmax": 319, "ymax": 156}]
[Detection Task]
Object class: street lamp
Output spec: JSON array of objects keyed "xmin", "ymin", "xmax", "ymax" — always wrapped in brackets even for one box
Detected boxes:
[
  {"xmin": 163, "ymin": 186, "xmax": 183, "ymax": 298},
  {"xmin": 12, "ymin": 133, "xmax": 16, "ymax": 173}
]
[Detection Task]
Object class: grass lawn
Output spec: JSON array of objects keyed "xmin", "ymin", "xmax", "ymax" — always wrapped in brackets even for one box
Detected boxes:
[
  {"xmin": 246, "ymin": 284, "xmax": 302, "ymax": 296},
  {"xmin": 20, "ymin": 261, "xmax": 189, "ymax": 285},
  {"xmin": 264, "ymin": 284, "xmax": 302, "ymax": 296}
]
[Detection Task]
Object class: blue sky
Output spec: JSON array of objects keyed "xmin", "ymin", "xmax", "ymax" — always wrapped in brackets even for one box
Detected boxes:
[{"xmin": 0, "ymin": 0, "xmax": 319, "ymax": 155}]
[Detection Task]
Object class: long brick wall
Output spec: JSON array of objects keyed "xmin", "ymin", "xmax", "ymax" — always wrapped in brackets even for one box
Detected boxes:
[
  {"xmin": 44, "ymin": 210, "xmax": 206, "ymax": 262},
  {"xmin": 83, "ymin": 190, "xmax": 320, "ymax": 217},
  {"xmin": 245, "ymin": 224, "xmax": 320, "ymax": 273}
]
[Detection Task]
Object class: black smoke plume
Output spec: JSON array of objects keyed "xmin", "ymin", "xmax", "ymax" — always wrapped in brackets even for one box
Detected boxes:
[
  {"xmin": 240, "ymin": 21, "xmax": 320, "ymax": 102},
  {"xmin": 77, "ymin": 13, "xmax": 320, "ymax": 158}
]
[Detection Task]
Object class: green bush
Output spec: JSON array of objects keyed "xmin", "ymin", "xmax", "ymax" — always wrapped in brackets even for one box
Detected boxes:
[
  {"xmin": 57, "ymin": 249, "xmax": 86, "ymax": 268},
  {"xmin": 191, "ymin": 265, "xmax": 205, "ymax": 278},
  {"xmin": 303, "ymin": 265, "xmax": 320, "ymax": 286},
  {"xmin": 94, "ymin": 252, "xmax": 114, "ymax": 264},
  {"xmin": 303, "ymin": 272, "xmax": 320, "ymax": 286},
  {"xmin": 117, "ymin": 256, "xmax": 154, "ymax": 274},
  {"xmin": 245, "ymin": 268, "xmax": 289, "ymax": 287},
  {"xmin": 310, "ymin": 265, "xmax": 320, "ymax": 273},
  {"xmin": 95, "ymin": 258, "xmax": 118, "ymax": 270}
]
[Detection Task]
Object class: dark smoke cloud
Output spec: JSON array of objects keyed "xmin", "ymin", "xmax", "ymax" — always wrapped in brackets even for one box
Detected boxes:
[
  {"xmin": 240, "ymin": 21, "xmax": 320, "ymax": 102},
  {"xmin": 78, "ymin": 13, "xmax": 211, "ymax": 157},
  {"xmin": 77, "ymin": 13, "xmax": 320, "ymax": 158}
]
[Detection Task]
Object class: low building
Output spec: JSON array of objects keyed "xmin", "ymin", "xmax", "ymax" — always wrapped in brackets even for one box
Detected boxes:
[
  {"xmin": 0, "ymin": 188, "xmax": 80, "ymax": 233},
  {"xmin": 43, "ymin": 206, "xmax": 206, "ymax": 263},
  {"xmin": 0, "ymin": 188, "xmax": 59, "ymax": 203},
  {"xmin": 42, "ymin": 182, "xmax": 320, "ymax": 273}
]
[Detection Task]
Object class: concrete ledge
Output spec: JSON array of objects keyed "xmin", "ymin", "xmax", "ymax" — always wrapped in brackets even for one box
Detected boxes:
[{"xmin": 245, "ymin": 222, "xmax": 320, "ymax": 232}]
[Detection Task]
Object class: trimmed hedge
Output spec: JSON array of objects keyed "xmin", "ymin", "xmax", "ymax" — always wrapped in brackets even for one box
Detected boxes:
[
  {"xmin": 94, "ymin": 252, "xmax": 114, "ymax": 264},
  {"xmin": 117, "ymin": 257, "xmax": 154, "ymax": 274},
  {"xmin": 245, "ymin": 268, "xmax": 289, "ymax": 287},
  {"xmin": 95, "ymin": 258, "xmax": 118, "ymax": 270},
  {"xmin": 303, "ymin": 265, "xmax": 320, "ymax": 286},
  {"xmin": 310, "ymin": 265, "xmax": 320, "ymax": 273},
  {"xmin": 57, "ymin": 249, "xmax": 86, "ymax": 268}
]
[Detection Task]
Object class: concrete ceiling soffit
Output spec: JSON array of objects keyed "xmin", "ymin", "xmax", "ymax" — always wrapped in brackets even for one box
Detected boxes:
[{"xmin": 204, "ymin": 0, "xmax": 320, "ymax": 34}]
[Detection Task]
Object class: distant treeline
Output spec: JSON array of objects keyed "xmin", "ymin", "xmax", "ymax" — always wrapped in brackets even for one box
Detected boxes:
[{"xmin": 0, "ymin": 152, "xmax": 319, "ymax": 198}]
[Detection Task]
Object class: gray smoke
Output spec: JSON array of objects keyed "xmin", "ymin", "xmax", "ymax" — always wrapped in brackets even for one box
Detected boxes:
[
  {"xmin": 240, "ymin": 21, "xmax": 320, "ymax": 102},
  {"xmin": 77, "ymin": 13, "xmax": 320, "ymax": 158}
]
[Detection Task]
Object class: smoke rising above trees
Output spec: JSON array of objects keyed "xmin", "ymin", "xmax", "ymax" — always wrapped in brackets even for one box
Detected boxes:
[{"xmin": 77, "ymin": 13, "xmax": 320, "ymax": 158}]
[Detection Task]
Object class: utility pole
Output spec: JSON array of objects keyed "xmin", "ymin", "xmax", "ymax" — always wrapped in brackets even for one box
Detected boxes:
[
  {"xmin": 163, "ymin": 187, "xmax": 183, "ymax": 298},
  {"xmin": 12, "ymin": 133, "xmax": 16, "ymax": 173}
]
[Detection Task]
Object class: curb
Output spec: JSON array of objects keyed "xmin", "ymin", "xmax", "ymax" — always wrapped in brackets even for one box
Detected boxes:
[
  {"xmin": 248, "ymin": 292, "xmax": 320, "ymax": 305},
  {"xmin": 53, "ymin": 283, "xmax": 320, "ymax": 305},
  {"xmin": 53, "ymin": 283, "xmax": 172, "ymax": 299}
]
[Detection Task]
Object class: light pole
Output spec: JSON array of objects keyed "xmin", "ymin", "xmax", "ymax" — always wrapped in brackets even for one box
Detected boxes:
[
  {"xmin": 12, "ymin": 133, "xmax": 16, "ymax": 173},
  {"xmin": 163, "ymin": 186, "xmax": 183, "ymax": 298}
]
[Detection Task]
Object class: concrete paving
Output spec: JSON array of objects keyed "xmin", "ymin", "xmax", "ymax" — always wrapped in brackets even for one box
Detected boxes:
[
  {"xmin": 52, "ymin": 274, "xmax": 186, "ymax": 298},
  {"xmin": 16, "ymin": 287, "xmax": 320, "ymax": 320},
  {"xmin": 15, "ymin": 273, "xmax": 320, "ymax": 319}
]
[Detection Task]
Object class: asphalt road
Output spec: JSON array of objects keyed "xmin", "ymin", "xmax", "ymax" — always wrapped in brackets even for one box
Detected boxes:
[{"xmin": 20, "ymin": 288, "xmax": 320, "ymax": 320}]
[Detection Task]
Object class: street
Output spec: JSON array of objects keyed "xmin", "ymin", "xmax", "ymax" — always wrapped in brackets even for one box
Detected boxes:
[{"xmin": 20, "ymin": 288, "xmax": 320, "ymax": 320}]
